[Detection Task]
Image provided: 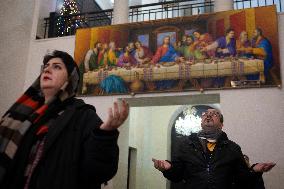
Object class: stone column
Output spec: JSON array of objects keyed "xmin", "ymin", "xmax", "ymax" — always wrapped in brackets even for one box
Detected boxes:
[
  {"xmin": 113, "ymin": 0, "xmax": 129, "ymax": 24},
  {"xmin": 214, "ymin": 0, "xmax": 234, "ymax": 12}
]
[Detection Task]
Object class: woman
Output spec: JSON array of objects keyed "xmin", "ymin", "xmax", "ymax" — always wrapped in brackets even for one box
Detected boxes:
[{"xmin": 0, "ymin": 50, "xmax": 129, "ymax": 189}]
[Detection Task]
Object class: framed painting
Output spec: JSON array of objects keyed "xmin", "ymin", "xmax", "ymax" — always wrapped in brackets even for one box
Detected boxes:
[
  {"xmin": 74, "ymin": 5, "xmax": 281, "ymax": 96},
  {"xmin": 137, "ymin": 34, "xmax": 149, "ymax": 47}
]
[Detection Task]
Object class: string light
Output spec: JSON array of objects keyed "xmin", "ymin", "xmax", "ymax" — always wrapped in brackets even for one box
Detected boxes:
[{"xmin": 56, "ymin": 0, "xmax": 84, "ymax": 36}]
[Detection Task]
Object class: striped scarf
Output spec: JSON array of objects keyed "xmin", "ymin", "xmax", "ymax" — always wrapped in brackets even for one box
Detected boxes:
[
  {"xmin": 0, "ymin": 68, "xmax": 79, "ymax": 162},
  {"xmin": 24, "ymin": 119, "xmax": 57, "ymax": 189}
]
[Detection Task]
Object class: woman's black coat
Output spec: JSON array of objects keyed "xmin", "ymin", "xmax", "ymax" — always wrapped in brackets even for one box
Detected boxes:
[{"xmin": 1, "ymin": 98, "xmax": 119, "ymax": 189}]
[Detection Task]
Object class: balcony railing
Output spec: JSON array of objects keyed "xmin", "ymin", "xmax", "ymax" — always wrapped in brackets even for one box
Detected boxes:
[
  {"xmin": 235, "ymin": 0, "xmax": 283, "ymax": 12},
  {"xmin": 41, "ymin": 0, "xmax": 283, "ymax": 39}
]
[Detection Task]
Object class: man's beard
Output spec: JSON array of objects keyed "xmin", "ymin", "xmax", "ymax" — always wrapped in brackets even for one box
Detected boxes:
[
  {"xmin": 198, "ymin": 123, "xmax": 222, "ymax": 141},
  {"xmin": 201, "ymin": 121, "xmax": 221, "ymax": 133}
]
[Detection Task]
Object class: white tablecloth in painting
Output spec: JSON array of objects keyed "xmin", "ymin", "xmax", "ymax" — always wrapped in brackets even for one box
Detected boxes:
[{"xmin": 82, "ymin": 58, "xmax": 264, "ymax": 91}]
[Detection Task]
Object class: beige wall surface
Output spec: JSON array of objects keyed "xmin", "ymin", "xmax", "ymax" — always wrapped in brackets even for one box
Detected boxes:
[
  {"xmin": 0, "ymin": 0, "xmax": 35, "ymax": 115},
  {"xmin": 128, "ymin": 106, "xmax": 180, "ymax": 189},
  {"xmin": 0, "ymin": 1, "xmax": 284, "ymax": 188}
]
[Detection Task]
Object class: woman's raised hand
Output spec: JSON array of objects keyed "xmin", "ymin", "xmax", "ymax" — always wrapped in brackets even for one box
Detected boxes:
[{"xmin": 100, "ymin": 100, "xmax": 129, "ymax": 131}]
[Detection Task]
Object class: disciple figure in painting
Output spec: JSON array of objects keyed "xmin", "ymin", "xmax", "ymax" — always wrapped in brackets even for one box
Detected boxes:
[
  {"xmin": 202, "ymin": 28, "xmax": 237, "ymax": 57},
  {"xmin": 107, "ymin": 41, "xmax": 121, "ymax": 66},
  {"xmin": 117, "ymin": 46, "xmax": 137, "ymax": 67},
  {"xmin": 151, "ymin": 36, "xmax": 182, "ymax": 64},
  {"xmin": 236, "ymin": 31, "xmax": 253, "ymax": 58},
  {"xmin": 182, "ymin": 35, "xmax": 205, "ymax": 61},
  {"xmin": 193, "ymin": 31, "xmax": 215, "ymax": 57},
  {"xmin": 174, "ymin": 34, "xmax": 188, "ymax": 56},
  {"xmin": 128, "ymin": 42, "xmax": 136, "ymax": 57},
  {"xmin": 174, "ymin": 40, "xmax": 184, "ymax": 56},
  {"xmin": 97, "ymin": 43, "xmax": 109, "ymax": 68},
  {"xmin": 174, "ymin": 35, "xmax": 189, "ymax": 57},
  {"xmin": 134, "ymin": 41, "xmax": 153, "ymax": 64},
  {"xmin": 83, "ymin": 42, "xmax": 102, "ymax": 72},
  {"xmin": 246, "ymin": 28, "xmax": 274, "ymax": 81},
  {"xmin": 199, "ymin": 28, "xmax": 237, "ymax": 87},
  {"xmin": 181, "ymin": 35, "xmax": 187, "ymax": 45}
]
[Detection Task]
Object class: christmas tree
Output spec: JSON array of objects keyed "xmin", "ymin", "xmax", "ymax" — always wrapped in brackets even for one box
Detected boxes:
[{"xmin": 56, "ymin": 0, "xmax": 84, "ymax": 36}]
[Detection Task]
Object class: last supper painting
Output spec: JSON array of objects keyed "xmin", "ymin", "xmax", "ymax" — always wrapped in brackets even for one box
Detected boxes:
[{"xmin": 74, "ymin": 5, "xmax": 281, "ymax": 96}]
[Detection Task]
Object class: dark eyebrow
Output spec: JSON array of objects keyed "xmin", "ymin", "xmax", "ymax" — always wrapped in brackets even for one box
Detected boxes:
[
  {"xmin": 47, "ymin": 62, "xmax": 64, "ymax": 66},
  {"xmin": 44, "ymin": 62, "xmax": 64, "ymax": 65},
  {"xmin": 53, "ymin": 62, "xmax": 64, "ymax": 65}
]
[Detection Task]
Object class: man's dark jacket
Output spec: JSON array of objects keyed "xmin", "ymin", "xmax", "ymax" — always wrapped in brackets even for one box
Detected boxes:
[
  {"xmin": 163, "ymin": 132, "xmax": 259, "ymax": 189},
  {"xmin": 0, "ymin": 98, "xmax": 119, "ymax": 189}
]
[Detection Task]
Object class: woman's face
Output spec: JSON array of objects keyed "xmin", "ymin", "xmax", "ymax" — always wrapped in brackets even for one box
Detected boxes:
[{"xmin": 40, "ymin": 57, "xmax": 68, "ymax": 92}]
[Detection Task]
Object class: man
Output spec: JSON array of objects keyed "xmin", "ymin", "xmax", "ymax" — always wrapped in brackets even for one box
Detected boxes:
[
  {"xmin": 201, "ymin": 29, "xmax": 237, "ymax": 87},
  {"xmin": 83, "ymin": 42, "xmax": 102, "ymax": 72},
  {"xmin": 106, "ymin": 41, "xmax": 120, "ymax": 66},
  {"xmin": 151, "ymin": 36, "xmax": 183, "ymax": 89},
  {"xmin": 193, "ymin": 30, "xmax": 215, "ymax": 57},
  {"xmin": 232, "ymin": 155, "xmax": 266, "ymax": 189},
  {"xmin": 182, "ymin": 35, "xmax": 205, "ymax": 60},
  {"xmin": 202, "ymin": 28, "xmax": 237, "ymax": 57},
  {"xmin": 236, "ymin": 31, "xmax": 253, "ymax": 58},
  {"xmin": 117, "ymin": 45, "xmax": 137, "ymax": 67},
  {"xmin": 247, "ymin": 28, "xmax": 273, "ymax": 81},
  {"xmin": 151, "ymin": 36, "xmax": 183, "ymax": 64},
  {"xmin": 128, "ymin": 42, "xmax": 136, "ymax": 57},
  {"xmin": 134, "ymin": 40, "xmax": 153, "ymax": 64},
  {"xmin": 153, "ymin": 108, "xmax": 275, "ymax": 189}
]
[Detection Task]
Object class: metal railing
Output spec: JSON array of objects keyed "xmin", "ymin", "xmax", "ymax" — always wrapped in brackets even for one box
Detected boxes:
[
  {"xmin": 43, "ymin": 9, "xmax": 113, "ymax": 38},
  {"xmin": 41, "ymin": 0, "xmax": 283, "ymax": 39},
  {"xmin": 42, "ymin": 0, "xmax": 213, "ymax": 38},
  {"xmin": 128, "ymin": 0, "xmax": 214, "ymax": 22},
  {"xmin": 235, "ymin": 0, "xmax": 282, "ymax": 12}
]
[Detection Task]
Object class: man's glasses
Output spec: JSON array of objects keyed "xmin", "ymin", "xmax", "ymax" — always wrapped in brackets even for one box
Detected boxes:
[{"xmin": 201, "ymin": 111, "xmax": 221, "ymax": 118}]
